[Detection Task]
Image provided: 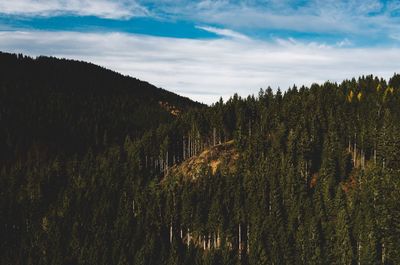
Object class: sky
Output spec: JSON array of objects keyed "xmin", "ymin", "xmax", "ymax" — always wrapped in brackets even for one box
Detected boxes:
[{"xmin": 0, "ymin": 0, "xmax": 399, "ymax": 104}]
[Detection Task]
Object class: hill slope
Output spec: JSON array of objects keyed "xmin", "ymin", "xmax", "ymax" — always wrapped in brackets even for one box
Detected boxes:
[{"xmin": 0, "ymin": 52, "xmax": 203, "ymax": 160}]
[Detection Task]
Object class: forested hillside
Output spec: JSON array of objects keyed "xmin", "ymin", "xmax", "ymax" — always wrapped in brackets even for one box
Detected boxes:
[
  {"xmin": 0, "ymin": 52, "xmax": 202, "ymax": 162},
  {"xmin": 1, "ymin": 53, "xmax": 400, "ymax": 264}
]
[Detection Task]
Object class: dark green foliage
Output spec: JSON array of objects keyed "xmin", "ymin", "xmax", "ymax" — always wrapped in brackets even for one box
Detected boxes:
[
  {"xmin": 0, "ymin": 52, "xmax": 203, "ymax": 162},
  {"xmin": 1, "ymin": 53, "xmax": 400, "ymax": 264}
]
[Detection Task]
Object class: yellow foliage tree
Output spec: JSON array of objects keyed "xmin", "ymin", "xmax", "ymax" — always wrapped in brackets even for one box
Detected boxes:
[
  {"xmin": 347, "ymin": 90, "xmax": 354, "ymax": 102},
  {"xmin": 382, "ymin": 87, "xmax": 394, "ymax": 102},
  {"xmin": 357, "ymin": 91, "xmax": 362, "ymax": 101}
]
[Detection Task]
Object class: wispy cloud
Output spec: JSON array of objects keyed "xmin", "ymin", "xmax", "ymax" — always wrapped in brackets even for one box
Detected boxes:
[
  {"xmin": 0, "ymin": 0, "xmax": 150, "ymax": 19},
  {"xmin": 1, "ymin": 30, "xmax": 398, "ymax": 104},
  {"xmin": 390, "ymin": 33, "xmax": 400, "ymax": 41},
  {"xmin": 196, "ymin": 26, "xmax": 250, "ymax": 41},
  {"xmin": 143, "ymin": 0, "xmax": 400, "ymax": 45},
  {"xmin": 336, "ymin": 38, "xmax": 352, "ymax": 47},
  {"xmin": 0, "ymin": 1, "xmax": 399, "ymax": 46}
]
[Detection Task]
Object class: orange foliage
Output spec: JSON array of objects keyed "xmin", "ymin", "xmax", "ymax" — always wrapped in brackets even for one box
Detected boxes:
[
  {"xmin": 310, "ymin": 172, "xmax": 319, "ymax": 188},
  {"xmin": 341, "ymin": 174, "xmax": 357, "ymax": 193}
]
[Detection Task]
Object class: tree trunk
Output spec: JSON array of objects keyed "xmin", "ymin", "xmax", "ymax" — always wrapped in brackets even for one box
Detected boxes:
[
  {"xmin": 247, "ymin": 224, "xmax": 250, "ymax": 254},
  {"xmin": 217, "ymin": 230, "xmax": 220, "ymax": 249},
  {"xmin": 213, "ymin": 127, "xmax": 216, "ymax": 146},
  {"xmin": 189, "ymin": 134, "xmax": 191, "ymax": 157},
  {"xmin": 382, "ymin": 242, "xmax": 385, "ymax": 264},
  {"xmin": 166, "ymin": 151, "xmax": 169, "ymax": 175},
  {"xmin": 183, "ymin": 137, "xmax": 186, "ymax": 160},
  {"xmin": 361, "ymin": 149, "xmax": 365, "ymax": 170},
  {"xmin": 357, "ymin": 239, "xmax": 361, "ymax": 265},
  {"xmin": 169, "ymin": 222, "xmax": 173, "ymax": 244},
  {"xmin": 353, "ymin": 140, "xmax": 357, "ymax": 167},
  {"xmin": 238, "ymin": 223, "xmax": 242, "ymax": 259},
  {"xmin": 187, "ymin": 228, "xmax": 190, "ymax": 248}
]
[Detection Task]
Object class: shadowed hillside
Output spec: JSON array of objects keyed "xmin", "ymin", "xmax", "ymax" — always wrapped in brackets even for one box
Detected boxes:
[{"xmin": 0, "ymin": 52, "xmax": 203, "ymax": 161}]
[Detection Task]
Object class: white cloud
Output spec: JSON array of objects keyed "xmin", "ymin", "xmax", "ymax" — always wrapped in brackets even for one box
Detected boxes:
[
  {"xmin": 196, "ymin": 26, "xmax": 250, "ymax": 41},
  {"xmin": 336, "ymin": 38, "xmax": 352, "ymax": 47},
  {"xmin": 0, "ymin": 0, "xmax": 149, "ymax": 19},
  {"xmin": 390, "ymin": 33, "xmax": 400, "ymax": 41},
  {"xmin": 0, "ymin": 30, "xmax": 399, "ymax": 104}
]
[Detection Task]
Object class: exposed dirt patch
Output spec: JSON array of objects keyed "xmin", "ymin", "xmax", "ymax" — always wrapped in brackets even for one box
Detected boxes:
[{"xmin": 166, "ymin": 140, "xmax": 239, "ymax": 181}]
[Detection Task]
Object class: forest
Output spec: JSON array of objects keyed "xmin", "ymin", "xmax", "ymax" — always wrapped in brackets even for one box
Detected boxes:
[{"xmin": 1, "ymin": 52, "xmax": 400, "ymax": 265}]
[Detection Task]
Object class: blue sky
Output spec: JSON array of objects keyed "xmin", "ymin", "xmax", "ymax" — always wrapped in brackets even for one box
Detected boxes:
[{"xmin": 0, "ymin": 0, "xmax": 399, "ymax": 104}]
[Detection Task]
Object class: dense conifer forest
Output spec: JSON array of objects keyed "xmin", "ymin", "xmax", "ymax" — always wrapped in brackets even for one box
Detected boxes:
[{"xmin": 1, "ymin": 52, "xmax": 400, "ymax": 265}]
